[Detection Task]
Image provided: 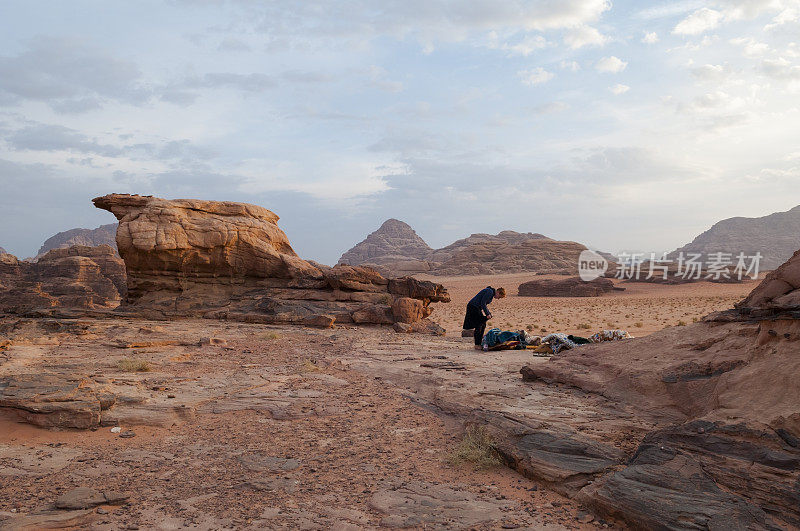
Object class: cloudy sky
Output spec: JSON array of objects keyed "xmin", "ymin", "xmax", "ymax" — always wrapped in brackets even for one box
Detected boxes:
[{"xmin": 1, "ymin": 0, "xmax": 799, "ymax": 263}]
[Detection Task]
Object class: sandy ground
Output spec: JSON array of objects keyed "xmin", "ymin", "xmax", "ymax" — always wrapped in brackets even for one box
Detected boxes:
[{"xmin": 420, "ymin": 273, "xmax": 759, "ymax": 338}]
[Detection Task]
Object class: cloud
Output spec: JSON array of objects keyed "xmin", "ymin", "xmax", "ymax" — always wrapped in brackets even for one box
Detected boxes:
[
  {"xmin": 673, "ymin": 8, "xmax": 723, "ymax": 35},
  {"xmin": 194, "ymin": 0, "xmax": 612, "ymax": 50},
  {"xmin": 218, "ymin": 38, "xmax": 251, "ymax": 52},
  {"xmin": 730, "ymin": 37, "xmax": 769, "ymax": 56},
  {"xmin": 610, "ymin": 83, "xmax": 630, "ymax": 94},
  {"xmin": 595, "ymin": 56, "xmax": 628, "ymax": 73},
  {"xmin": 690, "ymin": 63, "xmax": 732, "ymax": 80},
  {"xmin": 367, "ymin": 66, "xmax": 404, "ymax": 93},
  {"xmin": 181, "ymin": 72, "xmax": 276, "ymax": 92},
  {"xmin": 517, "ymin": 67, "xmax": 555, "ymax": 85},
  {"xmin": 760, "ymin": 57, "xmax": 800, "ymax": 79},
  {"xmin": 642, "ymin": 31, "xmax": 659, "ymax": 43},
  {"xmin": 488, "ymin": 32, "xmax": 549, "ymax": 56},
  {"xmin": 0, "ymin": 37, "xmax": 150, "ymax": 112},
  {"xmin": 563, "ymin": 25, "xmax": 608, "ymax": 49},
  {"xmin": 5, "ymin": 123, "xmax": 124, "ymax": 157},
  {"xmin": 560, "ymin": 60, "xmax": 581, "ymax": 72}
]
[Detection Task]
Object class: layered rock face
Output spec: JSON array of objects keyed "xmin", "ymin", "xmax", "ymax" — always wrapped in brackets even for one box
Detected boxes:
[
  {"xmin": 517, "ymin": 248, "xmax": 800, "ymax": 528},
  {"xmin": 0, "ymin": 245, "xmax": 126, "ymax": 314},
  {"xmin": 37, "ymin": 223, "xmax": 118, "ymax": 256},
  {"xmin": 518, "ymin": 277, "xmax": 617, "ymax": 297},
  {"xmin": 736, "ymin": 248, "xmax": 800, "ymax": 317},
  {"xmin": 339, "ymin": 222, "xmax": 587, "ymax": 277},
  {"xmin": 432, "ymin": 238, "xmax": 586, "ymax": 276},
  {"xmin": 671, "ymin": 204, "xmax": 800, "ymax": 270},
  {"xmin": 93, "ymin": 194, "xmax": 449, "ymax": 327},
  {"xmin": 339, "ymin": 219, "xmax": 434, "ymax": 275}
]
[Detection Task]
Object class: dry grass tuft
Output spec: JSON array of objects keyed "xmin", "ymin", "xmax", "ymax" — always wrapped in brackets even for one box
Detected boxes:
[
  {"xmin": 447, "ymin": 425, "xmax": 503, "ymax": 469},
  {"xmin": 118, "ymin": 358, "xmax": 152, "ymax": 372}
]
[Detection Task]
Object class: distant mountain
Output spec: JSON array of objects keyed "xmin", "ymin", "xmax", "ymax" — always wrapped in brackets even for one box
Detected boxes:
[
  {"xmin": 339, "ymin": 219, "xmax": 435, "ymax": 274},
  {"xmin": 37, "ymin": 223, "xmax": 117, "ymax": 257},
  {"xmin": 338, "ymin": 222, "xmax": 587, "ymax": 276},
  {"xmin": 671, "ymin": 205, "xmax": 800, "ymax": 271},
  {"xmin": 428, "ymin": 230, "xmax": 549, "ymax": 264}
]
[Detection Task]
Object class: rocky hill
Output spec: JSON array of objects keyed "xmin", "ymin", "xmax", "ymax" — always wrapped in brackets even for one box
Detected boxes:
[
  {"xmin": 339, "ymin": 219, "xmax": 434, "ymax": 274},
  {"xmin": 0, "ymin": 247, "xmax": 6, "ymax": 255},
  {"xmin": 0, "ymin": 245, "xmax": 126, "ymax": 315},
  {"xmin": 671, "ymin": 205, "xmax": 800, "ymax": 271},
  {"xmin": 338, "ymin": 222, "xmax": 586, "ymax": 276},
  {"xmin": 432, "ymin": 237, "xmax": 586, "ymax": 276},
  {"xmin": 37, "ymin": 223, "xmax": 117, "ymax": 256}
]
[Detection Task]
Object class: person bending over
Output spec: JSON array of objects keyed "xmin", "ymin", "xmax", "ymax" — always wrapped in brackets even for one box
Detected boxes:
[{"xmin": 463, "ymin": 286, "xmax": 506, "ymax": 349}]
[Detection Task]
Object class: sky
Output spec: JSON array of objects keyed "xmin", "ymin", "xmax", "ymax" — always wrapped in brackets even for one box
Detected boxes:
[{"xmin": 1, "ymin": 0, "xmax": 799, "ymax": 263}]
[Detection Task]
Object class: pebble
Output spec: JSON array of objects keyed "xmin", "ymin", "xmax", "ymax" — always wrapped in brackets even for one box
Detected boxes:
[{"xmin": 119, "ymin": 430, "xmax": 136, "ymax": 438}]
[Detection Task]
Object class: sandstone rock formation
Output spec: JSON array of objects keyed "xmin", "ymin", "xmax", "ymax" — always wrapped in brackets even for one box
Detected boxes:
[
  {"xmin": 671, "ymin": 204, "xmax": 800, "ymax": 271},
  {"xmin": 513, "ymin": 249, "xmax": 800, "ymax": 528},
  {"xmin": 0, "ymin": 245, "xmax": 126, "ymax": 315},
  {"xmin": 518, "ymin": 277, "xmax": 617, "ymax": 297},
  {"xmin": 339, "ymin": 222, "xmax": 589, "ymax": 277},
  {"xmin": 0, "ymin": 246, "xmax": 7, "ymax": 255},
  {"xmin": 93, "ymin": 194, "xmax": 449, "ymax": 327},
  {"xmin": 432, "ymin": 237, "xmax": 586, "ymax": 276},
  {"xmin": 736, "ymin": 248, "xmax": 800, "ymax": 317},
  {"xmin": 37, "ymin": 223, "xmax": 118, "ymax": 256},
  {"xmin": 0, "ymin": 374, "xmax": 116, "ymax": 429},
  {"xmin": 339, "ymin": 219, "xmax": 434, "ymax": 275}
]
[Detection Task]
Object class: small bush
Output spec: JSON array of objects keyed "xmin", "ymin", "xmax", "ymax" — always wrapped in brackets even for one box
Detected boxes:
[
  {"xmin": 634, "ymin": 322, "xmax": 644, "ymax": 328},
  {"xmin": 118, "ymin": 358, "xmax": 151, "ymax": 372},
  {"xmin": 263, "ymin": 332, "xmax": 280, "ymax": 340},
  {"xmin": 447, "ymin": 425, "xmax": 502, "ymax": 469},
  {"xmin": 677, "ymin": 320, "xmax": 687, "ymax": 326},
  {"xmin": 300, "ymin": 359, "xmax": 320, "ymax": 372},
  {"xmin": 577, "ymin": 323, "xmax": 591, "ymax": 330},
  {"xmin": 526, "ymin": 325, "xmax": 533, "ymax": 331}
]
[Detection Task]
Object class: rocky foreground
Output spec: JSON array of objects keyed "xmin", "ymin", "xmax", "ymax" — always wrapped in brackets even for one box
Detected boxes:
[
  {"xmin": 0, "ymin": 318, "xmax": 597, "ymax": 530},
  {"xmin": 1, "ymin": 249, "xmax": 799, "ymax": 528},
  {"xmin": 1, "ymin": 193, "xmax": 799, "ymax": 529}
]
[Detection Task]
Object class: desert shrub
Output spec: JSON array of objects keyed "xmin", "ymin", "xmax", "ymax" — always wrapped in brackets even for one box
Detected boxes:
[
  {"xmin": 300, "ymin": 359, "xmax": 320, "ymax": 372},
  {"xmin": 447, "ymin": 425, "xmax": 502, "ymax": 469},
  {"xmin": 577, "ymin": 323, "xmax": 591, "ymax": 330},
  {"xmin": 262, "ymin": 332, "xmax": 280, "ymax": 340},
  {"xmin": 118, "ymin": 358, "xmax": 151, "ymax": 372},
  {"xmin": 526, "ymin": 325, "xmax": 533, "ymax": 331},
  {"xmin": 634, "ymin": 322, "xmax": 644, "ymax": 328},
  {"xmin": 677, "ymin": 320, "xmax": 687, "ymax": 326}
]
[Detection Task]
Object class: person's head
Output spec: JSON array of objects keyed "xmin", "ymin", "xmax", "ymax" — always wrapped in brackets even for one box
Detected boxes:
[{"xmin": 495, "ymin": 287, "xmax": 506, "ymax": 299}]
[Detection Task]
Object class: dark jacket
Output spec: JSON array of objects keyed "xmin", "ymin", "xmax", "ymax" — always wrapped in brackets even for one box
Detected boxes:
[{"xmin": 468, "ymin": 286, "xmax": 495, "ymax": 316}]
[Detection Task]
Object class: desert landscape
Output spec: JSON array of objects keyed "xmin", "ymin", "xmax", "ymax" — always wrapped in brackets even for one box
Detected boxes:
[
  {"xmin": 3, "ymin": 2, "xmax": 800, "ymax": 529},
  {"xmin": 0, "ymin": 192, "xmax": 799, "ymax": 530}
]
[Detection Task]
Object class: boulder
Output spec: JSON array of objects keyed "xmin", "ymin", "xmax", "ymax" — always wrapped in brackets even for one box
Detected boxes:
[
  {"xmin": 93, "ymin": 194, "xmax": 448, "ymax": 327},
  {"xmin": 737, "ymin": 248, "xmax": 800, "ymax": 315},
  {"xmin": 0, "ymin": 374, "xmax": 116, "ymax": 429},
  {"xmin": 518, "ymin": 277, "xmax": 616, "ymax": 297}
]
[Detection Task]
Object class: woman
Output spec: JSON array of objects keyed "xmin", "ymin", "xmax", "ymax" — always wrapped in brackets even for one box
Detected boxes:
[{"xmin": 463, "ymin": 286, "xmax": 506, "ymax": 349}]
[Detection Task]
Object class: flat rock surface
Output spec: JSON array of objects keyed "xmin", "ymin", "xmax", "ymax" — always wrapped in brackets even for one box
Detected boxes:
[{"xmin": 0, "ymin": 317, "xmax": 587, "ymax": 530}]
